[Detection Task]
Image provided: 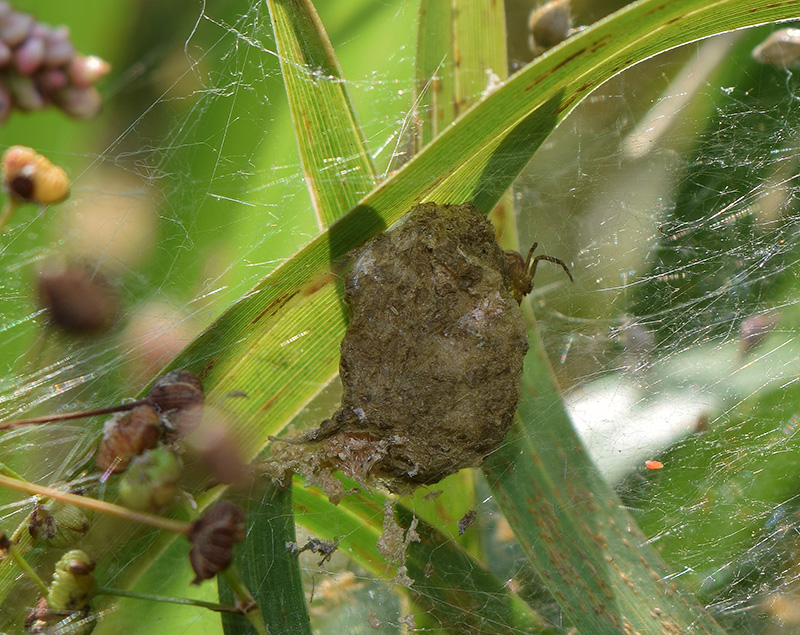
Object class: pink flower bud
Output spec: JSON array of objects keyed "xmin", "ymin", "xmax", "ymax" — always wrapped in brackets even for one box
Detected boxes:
[
  {"xmin": 0, "ymin": 11, "xmax": 34, "ymax": 47},
  {"xmin": 35, "ymin": 68, "xmax": 68, "ymax": 96},
  {"xmin": 5, "ymin": 73, "xmax": 45, "ymax": 111},
  {"xmin": 68, "ymin": 55, "xmax": 110, "ymax": 89},
  {"xmin": 54, "ymin": 85, "xmax": 102, "ymax": 119},
  {"xmin": 43, "ymin": 26, "xmax": 74, "ymax": 67},
  {"xmin": 13, "ymin": 35, "xmax": 45, "ymax": 75}
]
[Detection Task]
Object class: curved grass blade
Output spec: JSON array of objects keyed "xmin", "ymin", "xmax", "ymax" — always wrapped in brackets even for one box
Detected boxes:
[
  {"xmin": 266, "ymin": 0, "xmax": 377, "ymax": 229},
  {"xmin": 292, "ymin": 481, "xmax": 559, "ymax": 634},
  {"xmin": 481, "ymin": 315, "xmax": 726, "ymax": 634},
  {"xmin": 6, "ymin": 0, "xmax": 800, "ymax": 632},
  {"xmin": 167, "ymin": 0, "xmax": 800, "ymax": 470},
  {"xmin": 219, "ymin": 479, "xmax": 311, "ymax": 635}
]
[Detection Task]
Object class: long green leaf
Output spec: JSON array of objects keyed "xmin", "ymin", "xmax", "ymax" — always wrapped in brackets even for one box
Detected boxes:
[
  {"xmin": 293, "ymin": 481, "xmax": 558, "ymax": 634},
  {"xmin": 170, "ymin": 0, "xmax": 800, "ymax": 472},
  {"xmin": 483, "ymin": 313, "xmax": 726, "ymax": 634},
  {"xmin": 5, "ymin": 0, "xmax": 800, "ymax": 632},
  {"xmin": 220, "ymin": 479, "xmax": 311, "ymax": 635},
  {"xmin": 266, "ymin": 0, "xmax": 377, "ymax": 229}
]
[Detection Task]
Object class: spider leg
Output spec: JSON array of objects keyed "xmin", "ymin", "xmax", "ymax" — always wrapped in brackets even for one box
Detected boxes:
[
  {"xmin": 523, "ymin": 242, "xmax": 539, "ymax": 277},
  {"xmin": 529, "ymin": 254, "xmax": 574, "ymax": 284}
]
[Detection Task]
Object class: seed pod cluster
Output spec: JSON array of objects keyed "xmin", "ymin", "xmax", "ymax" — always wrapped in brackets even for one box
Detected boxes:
[
  {"xmin": 95, "ymin": 369, "xmax": 205, "ymax": 476},
  {"xmin": 1, "ymin": 145, "xmax": 69, "ymax": 205},
  {"xmin": 187, "ymin": 500, "xmax": 246, "ymax": 584},
  {"xmin": 0, "ymin": 3, "xmax": 110, "ymax": 123}
]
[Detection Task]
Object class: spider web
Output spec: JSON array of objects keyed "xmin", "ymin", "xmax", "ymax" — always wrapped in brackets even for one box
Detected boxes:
[{"xmin": 1, "ymin": 0, "xmax": 799, "ymax": 633}]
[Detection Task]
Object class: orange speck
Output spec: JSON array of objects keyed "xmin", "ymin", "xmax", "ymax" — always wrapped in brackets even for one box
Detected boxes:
[{"xmin": 645, "ymin": 460, "xmax": 663, "ymax": 470}]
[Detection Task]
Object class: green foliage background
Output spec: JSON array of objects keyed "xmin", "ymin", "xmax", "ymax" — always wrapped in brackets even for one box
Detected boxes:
[{"xmin": 2, "ymin": 1, "xmax": 800, "ymax": 633}]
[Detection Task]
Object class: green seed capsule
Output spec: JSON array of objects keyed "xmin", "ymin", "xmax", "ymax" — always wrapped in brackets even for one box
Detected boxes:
[
  {"xmin": 47, "ymin": 549, "xmax": 96, "ymax": 612},
  {"xmin": 118, "ymin": 445, "xmax": 182, "ymax": 512}
]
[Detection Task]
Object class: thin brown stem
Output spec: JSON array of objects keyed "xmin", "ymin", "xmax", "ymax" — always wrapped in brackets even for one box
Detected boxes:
[
  {"xmin": 0, "ymin": 399, "xmax": 149, "ymax": 430},
  {"xmin": 0, "ymin": 474, "xmax": 191, "ymax": 535}
]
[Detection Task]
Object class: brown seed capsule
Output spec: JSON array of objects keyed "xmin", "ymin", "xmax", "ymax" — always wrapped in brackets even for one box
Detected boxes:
[
  {"xmin": 1, "ymin": 145, "xmax": 69, "ymax": 205},
  {"xmin": 270, "ymin": 203, "xmax": 551, "ymax": 494},
  {"xmin": 95, "ymin": 403, "xmax": 161, "ymax": 474},
  {"xmin": 187, "ymin": 501, "xmax": 246, "ymax": 584},
  {"xmin": 148, "ymin": 369, "xmax": 204, "ymax": 415},
  {"xmin": 28, "ymin": 498, "xmax": 91, "ymax": 547},
  {"xmin": 37, "ymin": 265, "xmax": 118, "ymax": 334}
]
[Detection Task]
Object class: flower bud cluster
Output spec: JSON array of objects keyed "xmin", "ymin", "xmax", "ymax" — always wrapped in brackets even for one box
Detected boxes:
[{"xmin": 0, "ymin": 2, "xmax": 110, "ymax": 123}]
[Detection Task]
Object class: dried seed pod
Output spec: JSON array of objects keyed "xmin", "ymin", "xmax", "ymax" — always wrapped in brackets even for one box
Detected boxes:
[
  {"xmin": 28, "ymin": 498, "xmax": 91, "ymax": 547},
  {"xmin": 95, "ymin": 403, "xmax": 161, "ymax": 474},
  {"xmin": 1, "ymin": 145, "xmax": 69, "ymax": 205},
  {"xmin": 37, "ymin": 265, "xmax": 118, "ymax": 334},
  {"xmin": 269, "ymin": 203, "xmax": 540, "ymax": 494},
  {"xmin": 187, "ymin": 500, "xmax": 246, "ymax": 584},
  {"xmin": 47, "ymin": 549, "xmax": 96, "ymax": 611},
  {"xmin": 148, "ymin": 369, "xmax": 204, "ymax": 416},
  {"xmin": 178, "ymin": 405, "xmax": 249, "ymax": 485},
  {"xmin": 528, "ymin": 0, "xmax": 572, "ymax": 55},
  {"xmin": 753, "ymin": 28, "xmax": 800, "ymax": 67},
  {"xmin": 118, "ymin": 446, "xmax": 182, "ymax": 512}
]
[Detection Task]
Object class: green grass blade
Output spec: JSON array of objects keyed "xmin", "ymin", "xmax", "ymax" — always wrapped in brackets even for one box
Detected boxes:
[
  {"xmin": 266, "ymin": 0, "xmax": 377, "ymax": 229},
  {"xmin": 414, "ymin": 1, "xmax": 455, "ymax": 150},
  {"xmin": 5, "ymin": 1, "xmax": 800, "ymax": 632},
  {"xmin": 219, "ymin": 480, "xmax": 311, "ymax": 635},
  {"xmin": 482, "ymin": 316, "xmax": 726, "ymax": 634},
  {"xmin": 293, "ymin": 481, "xmax": 558, "ymax": 634},
  {"xmin": 170, "ymin": 0, "xmax": 800, "ymax": 468}
]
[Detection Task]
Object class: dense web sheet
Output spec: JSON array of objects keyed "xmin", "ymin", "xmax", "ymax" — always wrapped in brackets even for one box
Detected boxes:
[{"xmin": 1, "ymin": 0, "xmax": 800, "ymax": 633}]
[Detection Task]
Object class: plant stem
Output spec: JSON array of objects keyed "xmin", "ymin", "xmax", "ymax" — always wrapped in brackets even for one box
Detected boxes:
[
  {"xmin": 95, "ymin": 586, "xmax": 241, "ymax": 613},
  {"xmin": 0, "ymin": 474, "xmax": 191, "ymax": 535},
  {"xmin": 8, "ymin": 543, "xmax": 49, "ymax": 596},
  {"xmin": 0, "ymin": 400, "xmax": 147, "ymax": 430},
  {"xmin": 221, "ymin": 567, "xmax": 270, "ymax": 635},
  {"xmin": 0, "ymin": 199, "xmax": 21, "ymax": 234}
]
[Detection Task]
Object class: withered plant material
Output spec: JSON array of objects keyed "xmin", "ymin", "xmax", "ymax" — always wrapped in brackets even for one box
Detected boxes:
[
  {"xmin": 95, "ymin": 403, "xmax": 161, "ymax": 474},
  {"xmin": 286, "ymin": 536, "xmax": 339, "ymax": 566},
  {"xmin": 187, "ymin": 500, "xmax": 246, "ymax": 584},
  {"xmin": 376, "ymin": 500, "xmax": 420, "ymax": 588},
  {"xmin": 457, "ymin": 509, "xmax": 477, "ymax": 535},
  {"xmin": 148, "ymin": 369, "xmax": 205, "ymax": 416},
  {"xmin": 268, "ymin": 201, "xmax": 530, "ymax": 495}
]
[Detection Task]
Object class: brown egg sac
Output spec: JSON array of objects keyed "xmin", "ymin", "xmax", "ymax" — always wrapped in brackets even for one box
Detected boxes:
[{"xmin": 268, "ymin": 202, "xmax": 530, "ymax": 497}]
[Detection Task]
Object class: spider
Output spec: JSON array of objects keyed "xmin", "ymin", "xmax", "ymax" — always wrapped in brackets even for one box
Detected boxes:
[{"xmin": 506, "ymin": 242, "xmax": 574, "ymax": 303}]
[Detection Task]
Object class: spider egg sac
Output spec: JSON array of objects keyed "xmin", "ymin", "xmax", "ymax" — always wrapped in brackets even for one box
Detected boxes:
[{"xmin": 270, "ymin": 202, "xmax": 529, "ymax": 496}]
